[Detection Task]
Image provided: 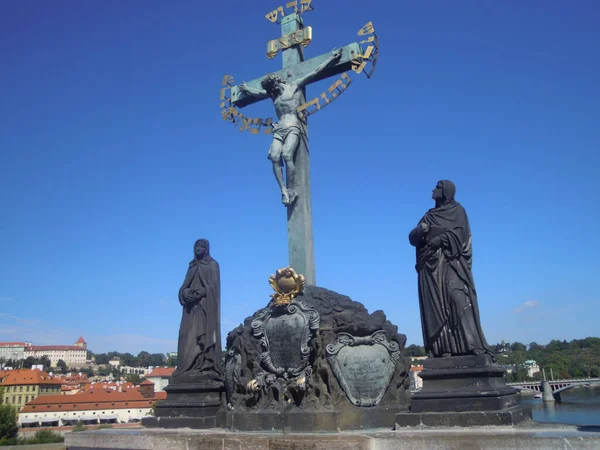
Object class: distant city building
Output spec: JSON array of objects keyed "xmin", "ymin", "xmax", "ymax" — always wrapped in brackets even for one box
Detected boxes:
[
  {"xmin": 0, "ymin": 342, "xmax": 28, "ymax": 362},
  {"xmin": 145, "ymin": 367, "xmax": 175, "ymax": 392},
  {"xmin": 81, "ymin": 381, "xmax": 137, "ymax": 393},
  {"xmin": 18, "ymin": 385, "xmax": 166, "ymax": 427},
  {"xmin": 524, "ymin": 360, "xmax": 540, "ymax": 378},
  {"xmin": 0, "ymin": 369, "xmax": 62, "ymax": 410},
  {"xmin": 24, "ymin": 337, "xmax": 88, "ymax": 368},
  {"xmin": 409, "ymin": 365, "xmax": 424, "ymax": 391},
  {"xmin": 120, "ymin": 366, "xmax": 150, "ymax": 376},
  {"xmin": 108, "ymin": 358, "xmax": 121, "ymax": 368}
]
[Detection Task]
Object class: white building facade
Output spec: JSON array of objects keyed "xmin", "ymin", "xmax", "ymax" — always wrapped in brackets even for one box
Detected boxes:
[
  {"xmin": 24, "ymin": 345, "xmax": 87, "ymax": 368},
  {"xmin": 0, "ymin": 342, "xmax": 27, "ymax": 362}
]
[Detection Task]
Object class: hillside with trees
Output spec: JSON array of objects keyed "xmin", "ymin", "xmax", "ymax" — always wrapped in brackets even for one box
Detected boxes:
[{"xmin": 405, "ymin": 337, "xmax": 600, "ymax": 381}]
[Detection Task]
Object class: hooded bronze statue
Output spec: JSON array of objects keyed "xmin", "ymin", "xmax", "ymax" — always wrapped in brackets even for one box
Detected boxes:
[
  {"xmin": 173, "ymin": 239, "xmax": 223, "ymax": 380},
  {"xmin": 409, "ymin": 181, "xmax": 493, "ymax": 358}
]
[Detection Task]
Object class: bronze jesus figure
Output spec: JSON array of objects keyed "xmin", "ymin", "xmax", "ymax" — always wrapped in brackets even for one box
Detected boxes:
[{"xmin": 239, "ymin": 48, "xmax": 342, "ymax": 206}]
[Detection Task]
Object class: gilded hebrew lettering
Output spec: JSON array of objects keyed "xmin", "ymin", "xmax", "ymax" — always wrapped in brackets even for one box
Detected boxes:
[
  {"xmin": 265, "ymin": 6, "xmax": 284, "ymax": 23},
  {"xmin": 300, "ymin": 0, "xmax": 313, "ymax": 12},
  {"xmin": 352, "ymin": 61, "xmax": 367, "ymax": 74},
  {"xmin": 297, "ymin": 96, "xmax": 320, "ymax": 114},
  {"xmin": 360, "ymin": 36, "xmax": 375, "ymax": 44},
  {"xmin": 285, "ymin": 1, "xmax": 298, "ymax": 13},
  {"xmin": 358, "ymin": 22, "xmax": 375, "ymax": 36}
]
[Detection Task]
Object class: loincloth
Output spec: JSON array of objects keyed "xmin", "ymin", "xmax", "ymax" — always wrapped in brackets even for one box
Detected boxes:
[
  {"xmin": 268, "ymin": 125, "xmax": 302, "ymax": 162},
  {"xmin": 272, "ymin": 124, "xmax": 301, "ymax": 143}
]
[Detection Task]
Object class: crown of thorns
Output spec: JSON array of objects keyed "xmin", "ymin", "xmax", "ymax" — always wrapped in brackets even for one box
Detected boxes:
[{"xmin": 261, "ymin": 73, "xmax": 284, "ymax": 90}]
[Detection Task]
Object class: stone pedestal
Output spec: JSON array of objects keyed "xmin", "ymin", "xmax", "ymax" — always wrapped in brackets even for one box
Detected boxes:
[
  {"xmin": 142, "ymin": 380, "xmax": 224, "ymax": 429},
  {"xmin": 223, "ymin": 404, "xmax": 404, "ymax": 432},
  {"xmin": 396, "ymin": 355, "xmax": 530, "ymax": 427}
]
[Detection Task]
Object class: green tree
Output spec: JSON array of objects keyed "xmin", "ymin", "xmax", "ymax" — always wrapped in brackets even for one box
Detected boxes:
[
  {"xmin": 22, "ymin": 356, "xmax": 36, "ymax": 369},
  {"xmin": 404, "ymin": 344, "xmax": 426, "ymax": 357},
  {"xmin": 166, "ymin": 356, "xmax": 177, "ymax": 367},
  {"xmin": 40, "ymin": 356, "xmax": 51, "ymax": 372},
  {"xmin": 57, "ymin": 359, "xmax": 68, "ymax": 373},
  {"xmin": 97, "ymin": 366, "xmax": 111, "ymax": 377},
  {"xmin": 94, "ymin": 353, "xmax": 109, "ymax": 365},
  {"xmin": 149, "ymin": 353, "xmax": 166, "ymax": 367},
  {"xmin": 136, "ymin": 351, "xmax": 151, "ymax": 367},
  {"xmin": 120, "ymin": 353, "xmax": 135, "ymax": 367},
  {"xmin": 0, "ymin": 387, "xmax": 18, "ymax": 441},
  {"xmin": 125, "ymin": 373, "xmax": 142, "ymax": 385},
  {"xmin": 510, "ymin": 342, "xmax": 527, "ymax": 352}
]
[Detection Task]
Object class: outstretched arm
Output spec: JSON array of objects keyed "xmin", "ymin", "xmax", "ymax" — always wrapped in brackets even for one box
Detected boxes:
[
  {"xmin": 239, "ymin": 82, "xmax": 267, "ymax": 97},
  {"xmin": 295, "ymin": 48, "xmax": 342, "ymax": 88}
]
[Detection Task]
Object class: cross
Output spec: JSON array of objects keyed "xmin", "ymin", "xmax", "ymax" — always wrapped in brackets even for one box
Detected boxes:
[{"xmin": 228, "ymin": 5, "xmax": 375, "ymax": 285}]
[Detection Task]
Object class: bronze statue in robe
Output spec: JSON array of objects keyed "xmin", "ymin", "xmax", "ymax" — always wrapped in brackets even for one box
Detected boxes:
[
  {"xmin": 173, "ymin": 239, "xmax": 222, "ymax": 380},
  {"xmin": 409, "ymin": 180, "xmax": 493, "ymax": 358}
]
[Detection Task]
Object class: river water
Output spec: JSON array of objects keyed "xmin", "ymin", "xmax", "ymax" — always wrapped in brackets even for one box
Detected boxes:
[{"xmin": 519, "ymin": 386, "xmax": 600, "ymax": 426}]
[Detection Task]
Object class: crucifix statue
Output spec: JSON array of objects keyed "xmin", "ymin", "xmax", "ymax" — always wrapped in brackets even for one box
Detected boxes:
[
  {"xmin": 239, "ymin": 48, "xmax": 342, "ymax": 207},
  {"xmin": 221, "ymin": 2, "xmax": 378, "ymax": 285}
]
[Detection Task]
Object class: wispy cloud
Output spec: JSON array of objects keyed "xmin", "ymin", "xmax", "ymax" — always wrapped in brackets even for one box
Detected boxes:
[
  {"xmin": 513, "ymin": 300, "xmax": 539, "ymax": 313},
  {"xmin": 0, "ymin": 313, "xmax": 73, "ymax": 344}
]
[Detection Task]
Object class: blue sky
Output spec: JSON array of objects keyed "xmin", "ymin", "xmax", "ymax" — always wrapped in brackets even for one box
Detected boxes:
[{"xmin": 1, "ymin": 1, "xmax": 598, "ymax": 354}]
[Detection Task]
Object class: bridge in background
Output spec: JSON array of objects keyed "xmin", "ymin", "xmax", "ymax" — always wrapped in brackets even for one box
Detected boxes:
[{"xmin": 507, "ymin": 377, "xmax": 600, "ymax": 401}]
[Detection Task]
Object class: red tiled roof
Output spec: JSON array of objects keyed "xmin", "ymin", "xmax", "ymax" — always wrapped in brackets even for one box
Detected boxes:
[
  {"xmin": 146, "ymin": 367, "xmax": 175, "ymax": 378},
  {"xmin": 410, "ymin": 365, "xmax": 424, "ymax": 372},
  {"xmin": 0, "ymin": 342, "xmax": 27, "ymax": 347},
  {"xmin": 21, "ymin": 389, "xmax": 163, "ymax": 413},
  {"xmin": 0, "ymin": 369, "xmax": 62, "ymax": 386},
  {"xmin": 75, "ymin": 337, "xmax": 87, "ymax": 344},
  {"xmin": 140, "ymin": 379, "xmax": 154, "ymax": 386},
  {"xmin": 56, "ymin": 374, "xmax": 89, "ymax": 386},
  {"xmin": 26, "ymin": 345, "xmax": 85, "ymax": 351}
]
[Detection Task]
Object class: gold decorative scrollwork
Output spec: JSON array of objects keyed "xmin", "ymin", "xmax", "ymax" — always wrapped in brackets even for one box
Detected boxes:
[
  {"xmin": 220, "ymin": 74, "xmax": 274, "ymax": 135},
  {"xmin": 269, "ymin": 267, "xmax": 306, "ymax": 306}
]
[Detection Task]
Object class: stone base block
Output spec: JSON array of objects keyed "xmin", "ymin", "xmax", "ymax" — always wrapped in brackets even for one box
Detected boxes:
[
  {"xmin": 65, "ymin": 426, "xmax": 600, "ymax": 450},
  {"xmin": 224, "ymin": 404, "xmax": 403, "ymax": 432},
  {"xmin": 395, "ymin": 405, "xmax": 530, "ymax": 428},
  {"xmin": 411, "ymin": 354, "xmax": 522, "ymax": 413},
  {"xmin": 141, "ymin": 380, "xmax": 223, "ymax": 430}
]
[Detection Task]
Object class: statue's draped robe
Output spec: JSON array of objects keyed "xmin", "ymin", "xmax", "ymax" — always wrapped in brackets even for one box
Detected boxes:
[
  {"xmin": 173, "ymin": 254, "xmax": 222, "ymax": 380},
  {"xmin": 410, "ymin": 202, "xmax": 492, "ymax": 357}
]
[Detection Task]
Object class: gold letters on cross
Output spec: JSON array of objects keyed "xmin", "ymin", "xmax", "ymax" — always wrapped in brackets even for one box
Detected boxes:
[{"xmin": 267, "ymin": 27, "xmax": 312, "ymax": 59}]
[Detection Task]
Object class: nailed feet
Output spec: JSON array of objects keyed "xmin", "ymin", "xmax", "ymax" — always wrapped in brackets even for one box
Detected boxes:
[{"xmin": 281, "ymin": 189, "xmax": 298, "ymax": 207}]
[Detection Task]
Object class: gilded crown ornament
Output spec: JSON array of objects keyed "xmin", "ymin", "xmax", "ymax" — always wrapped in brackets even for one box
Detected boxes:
[{"xmin": 269, "ymin": 267, "xmax": 306, "ymax": 305}]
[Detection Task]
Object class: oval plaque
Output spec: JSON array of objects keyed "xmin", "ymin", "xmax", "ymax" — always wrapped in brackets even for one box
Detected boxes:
[
  {"xmin": 326, "ymin": 330, "xmax": 399, "ymax": 407},
  {"xmin": 251, "ymin": 300, "xmax": 320, "ymax": 377}
]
